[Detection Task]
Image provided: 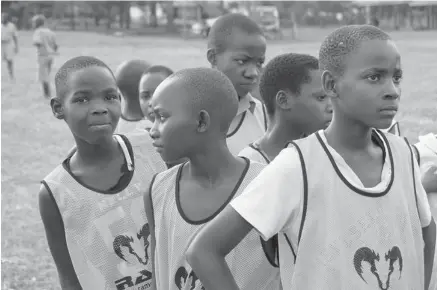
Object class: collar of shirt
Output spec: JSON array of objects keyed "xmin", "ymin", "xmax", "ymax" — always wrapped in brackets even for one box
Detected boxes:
[{"xmin": 237, "ymin": 93, "xmax": 256, "ymax": 116}]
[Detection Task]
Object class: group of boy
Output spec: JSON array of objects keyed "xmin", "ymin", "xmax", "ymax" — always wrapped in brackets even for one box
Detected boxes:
[{"xmin": 39, "ymin": 12, "xmax": 437, "ymax": 290}]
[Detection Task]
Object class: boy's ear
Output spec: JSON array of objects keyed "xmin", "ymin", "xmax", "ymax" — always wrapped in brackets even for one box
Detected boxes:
[
  {"xmin": 51, "ymin": 98, "xmax": 64, "ymax": 120},
  {"xmin": 276, "ymin": 90, "xmax": 293, "ymax": 111},
  {"xmin": 207, "ymin": 48, "xmax": 217, "ymax": 67},
  {"xmin": 197, "ymin": 110, "xmax": 210, "ymax": 133},
  {"xmin": 322, "ymin": 70, "xmax": 338, "ymax": 99}
]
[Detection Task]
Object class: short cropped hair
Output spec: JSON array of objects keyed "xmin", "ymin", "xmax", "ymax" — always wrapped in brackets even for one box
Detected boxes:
[
  {"xmin": 115, "ymin": 59, "xmax": 150, "ymax": 100},
  {"xmin": 319, "ymin": 25, "xmax": 391, "ymax": 76},
  {"xmin": 32, "ymin": 14, "xmax": 45, "ymax": 28},
  {"xmin": 207, "ymin": 13, "xmax": 264, "ymax": 53},
  {"xmin": 143, "ymin": 65, "xmax": 174, "ymax": 77},
  {"xmin": 55, "ymin": 56, "xmax": 113, "ymax": 100},
  {"xmin": 164, "ymin": 67, "xmax": 238, "ymax": 134},
  {"xmin": 259, "ymin": 53, "xmax": 319, "ymax": 116}
]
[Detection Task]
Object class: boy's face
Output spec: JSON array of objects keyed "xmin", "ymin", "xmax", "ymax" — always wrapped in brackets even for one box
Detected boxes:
[
  {"xmin": 139, "ymin": 72, "xmax": 168, "ymax": 122},
  {"xmin": 149, "ymin": 79, "xmax": 198, "ymax": 163},
  {"xmin": 333, "ymin": 39, "xmax": 402, "ymax": 130},
  {"xmin": 59, "ymin": 66, "xmax": 121, "ymax": 144},
  {"xmin": 290, "ymin": 69, "xmax": 333, "ymax": 134},
  {"xmin": 212, "ymin": 29, "xmax": 266, "ymax": 98}
]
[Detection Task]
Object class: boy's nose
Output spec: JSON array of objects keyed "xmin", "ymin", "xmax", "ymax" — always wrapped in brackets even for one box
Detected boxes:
[{"xmin": 244, "ymin": 64, "xmax": 259, "ymax": 80}]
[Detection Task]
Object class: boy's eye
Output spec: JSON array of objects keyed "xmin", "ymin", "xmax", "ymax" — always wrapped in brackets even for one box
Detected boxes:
[
  {"xmin": 393, "ymin": 75, "xmax": 402, "ymax": 83},
  {"xmin": 74, "ymin": 96, "xmax": 88, "ymax": 103},
  {"xmin": 140, "ymin": 92, "xmax": 151, "ymax": 99},
  {"xmin": 367, "ymin": 74, "xmax": 381, "ymax": 82},
  {"xmin": 257, "ymin": 60, "xmax": 265, "ymax": 68},
  {"xmin": 236, "ymin": 59, "xmax": 245, "ymax": 65},
  {"xmin": 106, "ymin": 93, "xmax": 119, "ymax": 100},
  {"xmin": 317, "ymin": 95, "xmax": 327, "ymax": 101}
]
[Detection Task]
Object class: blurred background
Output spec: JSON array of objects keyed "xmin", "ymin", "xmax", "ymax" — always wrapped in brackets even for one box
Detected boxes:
[{"xmin": 2, "ymin": 0, "xmax": 436, "ymax": 40}]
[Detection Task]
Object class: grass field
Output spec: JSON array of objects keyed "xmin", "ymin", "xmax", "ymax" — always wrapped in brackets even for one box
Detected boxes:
[{"xmin": 1, "ymin": 28, "xmax": 437, "ymax": 289}]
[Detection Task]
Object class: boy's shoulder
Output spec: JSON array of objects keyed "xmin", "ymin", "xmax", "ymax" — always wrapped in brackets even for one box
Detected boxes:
[
  {"xmin": 246, "ymin": 158, "xmax": 266, "ymax": 173},
  {"xmin": 123, "ymin": 131, "xmax": 167, "ymax": 172},
  {"xmin": 42, "ymin": 160, "xmax": 69, "ymax": 186},
  {"xmin": 239, "ymin": 144, "xmax": 269, "ymax": 165},
  {"xmin": 149, "ymin": 163, "xmax": 183, "ymax": 196}
]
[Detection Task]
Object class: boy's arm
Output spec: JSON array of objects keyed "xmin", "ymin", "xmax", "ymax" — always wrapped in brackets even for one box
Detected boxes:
[
  {"xmin": 422, "ymin": 165, "xmax": 437, "ymax": 194},
  {"xmin": 12, "ymin": 25, "xmax": 18, "ymax": 53},
  {"xmin": 52, "ymin": 31, "xmax": 58, "ymax": 52},
  {"xmin": 412, "ymin": 159, "xmax": 436, "ymax": 289},
  {"xmin": 143, "ymin": 176, "xmax": 157, "ymax": 290},
  {"xmin": 423, "ymin": 218, "xmax": 436, "ymax": 290},
  {"xmin": 39, "ymin": 184, "xmax": 82, "ymax": 290},
  {"xmin": 186, "ymin": 206, "xmax": 253, "ymax": 290},
  {"xmin": 33, "ymin": 30, "xmax": 42, "ymax": 48},
  {"xmin": 187, "ymin": 147, "xmax": 303, "ymax": 290}
]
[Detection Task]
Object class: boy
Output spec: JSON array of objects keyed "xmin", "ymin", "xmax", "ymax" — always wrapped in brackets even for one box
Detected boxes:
[
  {"xmin": 32, "ymin": 14, "xmax": 58, "ymax": 99},
  {"xmin": 207, "ymin": 13, "xmax": 268, "ymax": 155},
  {"xmin": 238, "ymin": 53, "xmax": 332, "ymax": 288},
  {"xmin": 2, "ymin": 12, "xmax": 18, "ymax": 81},
  {"xmin": 39, "ymin": 56, "xmax": 166, "ymax": 289},
  {"xmin": 144, "ymin": 67, "xmax": 281, "ymax": 290},
  {"xmin": 114, "ymin": 59, "xmax": 151, "ymax": 134},
  {"xmin": 187, "ymin": 25, "xmax": 436, "ymax": 290},
  {"xmin": 239, "ymin": 53, "xmax": 332, "ymax": 163},
  {"xmin": 138, "ymin": 65, "xmax": 174, "ymax": 130}
]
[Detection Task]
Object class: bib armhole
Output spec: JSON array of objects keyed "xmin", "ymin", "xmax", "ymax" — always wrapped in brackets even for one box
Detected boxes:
[
  {"xmin": 115, "ymin": 135, "xmax": 134, "ymax": 171},
  {"xmin": 249, "ymin": 143, "xmax": 270, "ymax": 164},
  {"xmin": 285, "ymin": 141, "xmax": 309, "ymax": 246},
  {"xmin": 411, "ymin": 144, "xmax": 421, "ymax": 166},
  {"xmin": 148, "ymin": 173, "xmax": 158, "ymax": 229},
  {"xmin": 262, "ymin": 104, "xmax": 268, "ymax": 131},
  {"xmin": 404, "ymin": 137, "xmax": 420, "ymax": 219},
  {"xmin": 40, "ymin": 180, "xmax": 66, "ymax": 233}
]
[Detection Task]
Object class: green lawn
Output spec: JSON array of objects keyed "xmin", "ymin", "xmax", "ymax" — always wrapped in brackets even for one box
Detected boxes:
[{"xmin": 1, "ymin": 29, "xmax": 436, "ymax": 289}]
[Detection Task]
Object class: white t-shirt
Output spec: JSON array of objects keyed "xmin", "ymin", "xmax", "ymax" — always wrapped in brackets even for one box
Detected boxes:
[
  {"xmin": 414, "ymin": 133, "xmax": 437, "ymax": 174},
  {"xmin": 33, "ymin": 27, "xmax": 56, "ymax": 57},
  {"xmin": 232, "ymin": 130, "xmax": 432, "ymax": 289},
  {"xmin": 1, "ymin": 22, "xmax": 17, "ymax": 43}
]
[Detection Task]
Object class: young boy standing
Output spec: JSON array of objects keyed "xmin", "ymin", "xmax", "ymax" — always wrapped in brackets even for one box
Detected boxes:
[
  {"xmin": 144, "ymin": 68, "xmax": 281, "ymax": 290},
  {"xmin": 207, "ymin": 13, "xmax": 268, "ymax": 155},
  {"xmin": 239, "ymin": 53, "xmax": 332, "ymax": 163},
  {"xmin": 1, "ymin": 12, "xmax": 18, "ymax": 81},
  {"xmin": 238, "ymin": 53, "xmax": 332, "ymax": 288},
  {"xmin": 114, "ymin": 59, "xmax": 151, "ymax": 134},
  {"xmin": 187, "ymin": 25, "xmax": 436, "ymax": 290},
  {"xmin": 138, "ymin": 65, "xmax": 174, "ymax": 130},
  {"xmin": 32, "ymin": 14, "xmax": 58, "ymax": 99},
  {"xmin": 40, "ymin": 56, "xmax": 166, "ymax": 289}
]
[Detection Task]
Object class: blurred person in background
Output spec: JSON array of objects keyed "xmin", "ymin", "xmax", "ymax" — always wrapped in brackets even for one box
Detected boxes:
[
  {"xmin": 2, "ymin": 12, "xmax": 19, "ymax": 81},
  {"xmin": 32, "ymin": 14, "xmax": 58, "ymax": 99}
]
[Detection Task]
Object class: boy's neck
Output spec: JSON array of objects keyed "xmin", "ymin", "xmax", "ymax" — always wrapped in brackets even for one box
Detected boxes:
[
  {"xmin": 186, "ymin": 140, "xmax": 240, "ymax": 184},
  {"xmin": 325, "ymin": 114, "xmax": 374, "ymax": 151},
  {"xmin": 259, "ymin": 117, "xmax": 303, "ymax": 159},
  {"xmin": 121, "ymin": 100, "xmax": 144, "ymax": 121},
  {"xmin": 73, "ymin": 136, "xmax": 120, "ymax": 166}
]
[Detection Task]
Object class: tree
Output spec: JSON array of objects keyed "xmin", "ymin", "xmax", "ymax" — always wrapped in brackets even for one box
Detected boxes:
[
  {"xmin": 164, "ymin": 1, "xmax": 176, "ymax": 32},
  {"xmin": 149, "ymin": 1, "xmax": 157, "ymax": 27}
]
